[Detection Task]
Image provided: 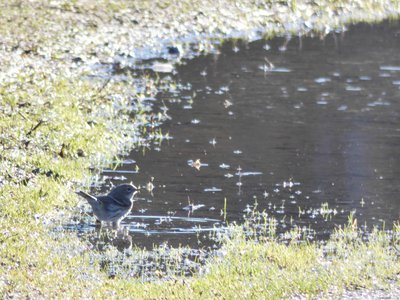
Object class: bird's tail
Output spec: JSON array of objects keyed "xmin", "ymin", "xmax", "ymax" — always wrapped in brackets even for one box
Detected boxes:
[{"xmin": 76, "ymin": 191, "xmax": 98, "ymax": 206}]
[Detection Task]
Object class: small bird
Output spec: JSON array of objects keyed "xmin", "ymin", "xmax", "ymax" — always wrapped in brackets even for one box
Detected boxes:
[{"xmin": 77, "ymin": 184, "xmax": 137, "ymax": 228}]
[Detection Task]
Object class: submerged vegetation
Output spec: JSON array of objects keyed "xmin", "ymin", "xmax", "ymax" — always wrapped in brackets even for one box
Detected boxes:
[{"xmin": 0, "ymin": 0, "xmax": 400, "ymax": 298}]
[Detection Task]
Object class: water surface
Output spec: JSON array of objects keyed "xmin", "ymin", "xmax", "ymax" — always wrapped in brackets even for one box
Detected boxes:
[{"xmin": 99, "ymin": 21, "xmax": 400, "ymax": 248}]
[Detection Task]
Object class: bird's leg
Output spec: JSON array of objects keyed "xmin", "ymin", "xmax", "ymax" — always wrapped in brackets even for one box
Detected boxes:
[{"xmin": 112, "ymin": 221, "xmax": 121, "ymax": 230}]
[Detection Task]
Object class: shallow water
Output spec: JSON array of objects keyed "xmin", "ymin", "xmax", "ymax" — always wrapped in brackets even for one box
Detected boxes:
[{"xmin": 97, "ymin": 21, "xmax": 400, "ymax": 248}]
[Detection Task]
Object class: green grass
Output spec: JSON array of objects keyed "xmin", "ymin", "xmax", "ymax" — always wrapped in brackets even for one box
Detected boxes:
[
  {"xmin": 0, "ymin": 72, "xmax": 156, "ymax": 297},
  {"xmin": 102, "ymin": 220, "xmax": 399, "ymax": 299},
  {"xmin": 3, "ymin": 209, "xmax": 398, "ymax": 298},
  {"xmin": 0, "ymin": 0, "xmax": 400, "ymax": 298}
]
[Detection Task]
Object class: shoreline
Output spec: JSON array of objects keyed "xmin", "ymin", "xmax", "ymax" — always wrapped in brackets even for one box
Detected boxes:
[{"xmin": 2, "ymin": 1, "xmax": 400, "ymax": 77}]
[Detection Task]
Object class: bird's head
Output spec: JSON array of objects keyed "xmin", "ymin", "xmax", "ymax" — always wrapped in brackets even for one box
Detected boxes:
[{"xmin": 109, "ymin": 183, "xmax": 138, "ymax": 205}]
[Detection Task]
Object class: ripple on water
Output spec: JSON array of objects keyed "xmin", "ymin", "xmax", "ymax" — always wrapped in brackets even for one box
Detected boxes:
[
  {"xmin": 123, "ymin": 215, "xmax": 223, "ymax": 235},
  {"xmin": 380, "ymin": 65, "xmax": 400, "ymax": 71},
  {"xmin": 314, "ymin": 77, "xmax": 331, "ymax": 84},
  {"xmin": 204, "ymin": 187, "xmax": 223, "ymax": 192},
  {"xmin": 367, "ymin": 100, "xmax": 390, "ymax": 107}
]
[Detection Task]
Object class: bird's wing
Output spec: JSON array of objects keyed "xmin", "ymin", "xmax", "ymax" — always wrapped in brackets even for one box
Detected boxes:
[
  {"xmin": 98, "ymin": 195, "xmax": 130, "ymax": 208},
  {"xmin": 97, "ymin": 196, "xmax": 131, "ymax": 218}
]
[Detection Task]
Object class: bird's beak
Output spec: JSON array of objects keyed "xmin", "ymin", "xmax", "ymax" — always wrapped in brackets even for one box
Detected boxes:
[
  {"xmin": 130, "ymin": 182, "xmax": 139, "ymax": 192},
  {"xmin": 130, "ymin": 182, "xmax": 140, "ymax": 194}
]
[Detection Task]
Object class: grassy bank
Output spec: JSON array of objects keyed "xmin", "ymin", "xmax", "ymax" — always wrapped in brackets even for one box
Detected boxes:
[
  {"xmin": 105, "ymin": 222, "xmax": 399, "ymax": 299},
  {"xmin": 0, "ymin": 0, "xmax": 400, "ymax": 298},
  {"xmin": 0, "ymin": 73, "xmax": 162, "ymax": 297}
]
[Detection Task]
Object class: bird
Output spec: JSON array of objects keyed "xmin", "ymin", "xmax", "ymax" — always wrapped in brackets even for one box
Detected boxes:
[{"xmin": 76, "ymin": 184, "xmax": 138, "ymax": 228}]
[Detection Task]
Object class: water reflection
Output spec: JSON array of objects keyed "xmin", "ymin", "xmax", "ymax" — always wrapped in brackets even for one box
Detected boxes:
[{"xmin": 98, "ymin": 21, "xmax": 400, "ymax": 248}]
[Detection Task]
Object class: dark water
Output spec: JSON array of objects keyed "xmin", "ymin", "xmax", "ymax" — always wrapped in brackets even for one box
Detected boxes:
[{"xmin": 95, "ymin": 21, "xmax": 400, "ymax": 248}]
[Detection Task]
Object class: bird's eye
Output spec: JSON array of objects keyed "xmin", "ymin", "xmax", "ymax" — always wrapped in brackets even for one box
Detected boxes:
[{"xmin": 127, "ymin": 188, "xmax": 132, "ymax": 192}]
